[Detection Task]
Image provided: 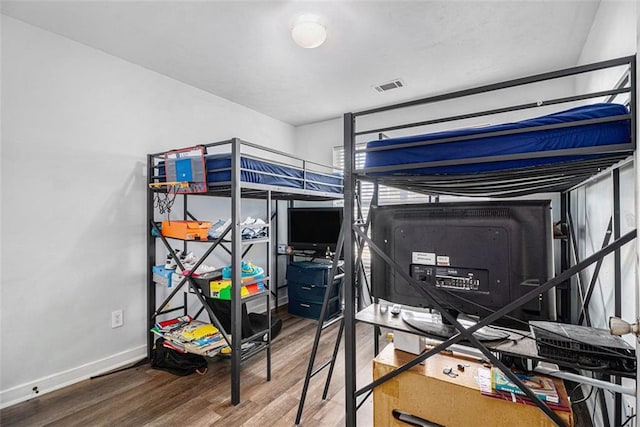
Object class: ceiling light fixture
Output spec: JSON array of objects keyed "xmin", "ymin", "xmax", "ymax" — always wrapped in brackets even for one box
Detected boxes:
[{"xmin": 291, "ymin": 14, "xmax": 326, "ymax": 49}]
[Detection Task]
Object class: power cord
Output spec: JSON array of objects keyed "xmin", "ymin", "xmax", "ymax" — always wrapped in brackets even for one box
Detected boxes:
[
  {"xmin": 621, "ymin": 413, "xmax": 637, "ymax": 427},
  {"xmin": 569, "ymin": 384, "xmax": 594, "ymax": 405}
]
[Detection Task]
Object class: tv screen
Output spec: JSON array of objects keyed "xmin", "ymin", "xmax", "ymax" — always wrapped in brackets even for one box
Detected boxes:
[
  {"xmin": 288, "ymin": 207, "xmax": 343, "ymax": 253},
  {"xmin": 370, "ymin": 200, "xmax": 556, "ymax": 328}
]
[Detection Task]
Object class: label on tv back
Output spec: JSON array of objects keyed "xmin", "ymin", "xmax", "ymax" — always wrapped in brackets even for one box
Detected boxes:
[
  {"xmin": 412, "ymin": 252, "xmax": 436, "ymax": 265},
  {"xmin": 436, "ymin": 255, "xmax": 450, "ymax": 266}
]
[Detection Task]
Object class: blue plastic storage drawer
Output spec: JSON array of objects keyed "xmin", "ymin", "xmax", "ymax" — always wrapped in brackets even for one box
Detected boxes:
[
  {"xmin": 286, "ymin": 261, "xmax": 341, "ymax": 287},
  {"xmin": 288, "ymin": 297, "xmax": 341, "ymax": 321},
  {"xmin": 288, "ymin": 280, "xmax": 340, "ymax": 303}
]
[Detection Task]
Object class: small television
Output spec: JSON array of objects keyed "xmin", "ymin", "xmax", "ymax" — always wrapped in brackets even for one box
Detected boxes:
[
  {"xmin": 370, "ymin": 200, "xmax": 556, "ymax": 338},
  {"xmin": 288, "ymin": 207, "xmax": 343, "ymax": 254}
]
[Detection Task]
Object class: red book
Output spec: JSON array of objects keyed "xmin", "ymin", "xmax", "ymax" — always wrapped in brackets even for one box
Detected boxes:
[{"xmin": 156, "ymin": 315, "xmax": 192, "ymax": 330}]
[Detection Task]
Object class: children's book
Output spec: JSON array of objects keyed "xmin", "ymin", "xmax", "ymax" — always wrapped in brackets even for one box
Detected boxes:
[
  {"xmin": 155, "ymin": 315, "xmax": 193, "ymax": 332},
  {"xmin": 491, "ymin": 367, "xmax": 560, "ymax": 404},
  {"xmin": 178, "ymin": 322, "xmax": 218, "ymax": 341}
]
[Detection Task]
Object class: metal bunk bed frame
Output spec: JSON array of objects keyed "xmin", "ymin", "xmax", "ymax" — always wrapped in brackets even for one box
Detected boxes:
[
  {"xmin": 343, "ymin": 56, "xmax": 637, "ymax": 426},
  {"xmin": 147, "ymin": 138, "xmax": 342, "ymax": 405}
]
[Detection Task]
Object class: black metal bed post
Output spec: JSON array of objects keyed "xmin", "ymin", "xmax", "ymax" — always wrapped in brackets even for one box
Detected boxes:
[
  {"xmin": 613, "ymin": 168, "xmax": 623, "ymax": 427},
  {"xmin": 560, "ymin": 191, "xmax": 570, "ymax": 323},
  {"xmin": 146, "ymin": 154, "xmax": 156, "ymax": 360},
  {"xmin": 371, "ymin": 181, "xmax": 380, "ymax": 356},
  {"xmin": 231, "ymin": 137, "xmax": 242, "ymax": 405},
  {"xmin": 266, "ymin": 189, "xmax": 272, "ymax": 382},
  {"xmin": 273, "ymin": 202, "xmax": 278, "ymax": 310},
  {"xmin": 631, "ymin": 55, "xmax": 637, "ymax": 150},
  {"xmin": 343, "ymin": 113, "xmax": 357, "ymax": 426},
  {"xmin": 633, "ymin": 52, "xmax": 640, "ymax": 422},
  {"xmin": 625, "ymin": 54, "xmax": 636, "ymax": 427}
]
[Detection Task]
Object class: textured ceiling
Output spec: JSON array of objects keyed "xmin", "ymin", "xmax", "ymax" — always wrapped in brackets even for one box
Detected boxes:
[{"xmin": 1, "ymin": 1, "xmax": 601, "ymax": 126}]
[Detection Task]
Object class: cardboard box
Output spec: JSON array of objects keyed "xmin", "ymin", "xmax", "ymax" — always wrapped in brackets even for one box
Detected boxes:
[
  {"xmin": 161, "ymin": 220, "xmax": 212, "ymax": 240},
  {"xmin": 373, "ymin": 343, "xmax": 573, "ymax": 427}
]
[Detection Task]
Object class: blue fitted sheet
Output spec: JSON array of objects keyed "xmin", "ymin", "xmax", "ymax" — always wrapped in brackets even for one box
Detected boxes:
[
  {"xmin": 161, "ymin": 154, "xmax": 343, "ymax": 194},
  {"xmin": 364, "ymin": 103, "xmax": 631, "ymax": 175}
]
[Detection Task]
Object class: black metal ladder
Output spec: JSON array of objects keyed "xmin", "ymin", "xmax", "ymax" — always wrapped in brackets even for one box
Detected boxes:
[{"xmin": 294, "ymin": 227, "xmax": 346, "ymax": 426}]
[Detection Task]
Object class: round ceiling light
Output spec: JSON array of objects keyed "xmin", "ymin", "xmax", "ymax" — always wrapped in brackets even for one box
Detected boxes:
[{"xmin": 291, "ymin": 15, "xmax": 327, "ymax": 49}]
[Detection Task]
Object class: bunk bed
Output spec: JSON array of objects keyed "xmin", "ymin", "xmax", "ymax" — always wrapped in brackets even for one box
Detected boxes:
[
  {"xmin": 147, "ymin": 138, "xmax": 343, "ymax": 405},
  {"xmin": 342, "ymin": 56, "xmax": 637, "ymax": 427}
]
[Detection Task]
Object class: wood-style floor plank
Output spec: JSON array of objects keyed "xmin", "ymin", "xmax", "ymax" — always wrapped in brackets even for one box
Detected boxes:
[
  {"xmin": 0, "ymin": 309, "xmax": 376, "ymax": 426},
  {"xmin": 0, "ymin": 308, "xmax": 595, "ymax": 426}
]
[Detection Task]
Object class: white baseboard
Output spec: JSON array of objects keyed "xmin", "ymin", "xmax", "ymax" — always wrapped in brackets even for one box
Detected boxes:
[
  {"xmin": 0, "ymin": 345, "xmax": 146, "ymax": 410},
  {"xmin": 1, "ymin": 298, "xmax": 290, "ymax": 410}
]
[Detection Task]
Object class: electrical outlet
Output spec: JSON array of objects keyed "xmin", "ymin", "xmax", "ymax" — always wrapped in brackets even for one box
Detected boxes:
[
  {"xmin": 111, "ymin": 309, "xmax": 124, "ymax": 328},
  {"xmin": 623, "ymin": 396, "xmax": 635, "ymax": 418}
]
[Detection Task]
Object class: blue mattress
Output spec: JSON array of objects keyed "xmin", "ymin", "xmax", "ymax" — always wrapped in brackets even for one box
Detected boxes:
[
  {"xmin": 364, "ymin": 103, "xmax": 631, "ymax": 175},
  {"xmin": 160, "ymin": 154, "xmax": 342, "ymax": 194}
]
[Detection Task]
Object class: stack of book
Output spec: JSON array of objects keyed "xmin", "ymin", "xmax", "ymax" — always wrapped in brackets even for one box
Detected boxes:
[
  {"xmin": 491, "ymin": 368, "xmax": 560, "ymax": 403},
  {"xmin": 480, "ymin": 367, "xmax": 570, "ymax": 412},
  {"xmin": 151, "ymin": 316, "xmax": 227, "ymax": 357}
]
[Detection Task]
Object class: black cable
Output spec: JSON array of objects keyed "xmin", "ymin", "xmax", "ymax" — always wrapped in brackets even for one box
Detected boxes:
[
  {"xmin": 620, "ymin": 413, "xmax": 636, "ymax": 427},
  {"xmin": 90, "ymin": 357, "xmax": 149, "ymax": 380},
  {"xmin": 568, "ymin": 382, "xmax": 583, "ymax": 400},
  {"xmin": 570, "ymin": 385, "xmax": 595, "ymax": 404}
]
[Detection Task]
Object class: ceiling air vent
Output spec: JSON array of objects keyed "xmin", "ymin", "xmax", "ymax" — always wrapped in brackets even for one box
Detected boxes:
[{"xmin": 373, "ymin": 79, "xmax": 405, "ymax": 93}]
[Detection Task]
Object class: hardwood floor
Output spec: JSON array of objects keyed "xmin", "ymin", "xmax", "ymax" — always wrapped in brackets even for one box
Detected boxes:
[
  {"xmin": 0, "ymin": 310, "xmax": 376, "ymax": 427},
  {"xmin": 1, "ymin": 309, "xmax": 595, "ymax": 427}
]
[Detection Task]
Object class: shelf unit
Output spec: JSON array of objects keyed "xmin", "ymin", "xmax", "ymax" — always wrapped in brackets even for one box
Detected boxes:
[
  {"xmin": 147, "ymin": 138, "xmax": 342, "ymax": 405},
  {"xmin": 342, "ymin": 56, "xmax": 637, "ymax": 426}
]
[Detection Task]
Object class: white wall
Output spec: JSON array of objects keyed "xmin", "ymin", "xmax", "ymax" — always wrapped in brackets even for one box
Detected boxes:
[
  {"xmin": 0, "ymin": 15, "xmax": 296, "ymax": 407},
  {"xmin": 295, "ymin": 118, "xmax": 343, "ymax": 167},
  {"xmin": 574, "ymin": 1, "xmax": 637, "ymax": 425}
]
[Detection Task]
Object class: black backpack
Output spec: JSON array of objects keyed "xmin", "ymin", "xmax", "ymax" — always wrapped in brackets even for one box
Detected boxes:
[{"xmin": 151, "ymin": 338, "xmax": 208, "ymax": 376}]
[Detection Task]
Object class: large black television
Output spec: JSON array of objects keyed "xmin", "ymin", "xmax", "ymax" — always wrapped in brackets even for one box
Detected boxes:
[
  {"xmin": 288, "ymin": 207, "xmax": 343, "ymax": 254},
  {"xmin": 370, "ymin": 200, "xmax": 556, "ymax": 338}
]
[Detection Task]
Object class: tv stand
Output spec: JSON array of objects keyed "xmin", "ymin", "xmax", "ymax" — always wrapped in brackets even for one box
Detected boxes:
[{"xmin": 400, "ymin": 308, "xmax": 509, "ymax": 342}]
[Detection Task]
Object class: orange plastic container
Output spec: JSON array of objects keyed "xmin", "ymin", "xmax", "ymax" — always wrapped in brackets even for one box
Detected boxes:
[{"xmin": 161, "ymin": 220, "xmax": 212, "ymax": 240}]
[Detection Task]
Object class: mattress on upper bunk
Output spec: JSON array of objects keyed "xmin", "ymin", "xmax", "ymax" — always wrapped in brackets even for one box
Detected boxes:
[
  {"xmin": 160, "ymin": 153, "xmax": 343, "ymax": 194},
  {"xmin": 364, "ymin": 103, "xmax": 631, "ymax": 175}
]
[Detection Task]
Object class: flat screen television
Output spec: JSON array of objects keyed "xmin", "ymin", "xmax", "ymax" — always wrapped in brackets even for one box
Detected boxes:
[
  {"xmin": 370, "ymin": 200, "xmax": 556, "ymax": 339},
  {"xmin": 288, "ymin": 207, "xmax": 343, "ymax": 254}
]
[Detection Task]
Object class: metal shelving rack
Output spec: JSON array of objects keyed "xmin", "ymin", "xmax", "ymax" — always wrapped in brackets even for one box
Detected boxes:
[
  {"xmin": 147, "ymin": 138, "xmax": 342, "ymax": 405},
  {"xmin": 342, "ymin": 56, "xmax": 637, "ymax": 426}
]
